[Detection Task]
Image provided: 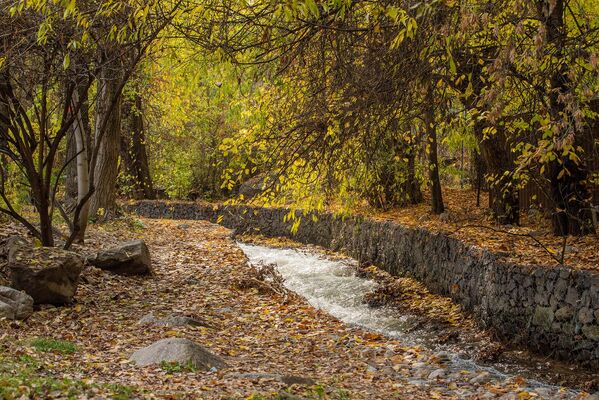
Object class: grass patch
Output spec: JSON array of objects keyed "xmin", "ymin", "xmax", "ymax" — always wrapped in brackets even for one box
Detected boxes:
[
  {"xmin": 30, "ymin": 337, "xmax": 77, "ymax": 354},
  {"xmin": 105, "ymin": 384, "xmax": 137, "ymax": 400},
  {"xmin": 0, "ymin": 351, "xmax": 138, "ymax": 399},
  {"xmin": 160, "ymin": 360, "xmax": 198, "ymax": 373},
  {"xmin": 246, "ymin": 386, "xmax": 352, "ymax": 400}
]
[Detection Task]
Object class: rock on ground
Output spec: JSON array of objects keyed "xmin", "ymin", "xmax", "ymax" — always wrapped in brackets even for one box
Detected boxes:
[
  {"xmin": 138, "ymin": 313, "xmax": 211, "ymax": 328},
  {"xmin": 227, "ymin": 373, "xmax": 316, "ymax": 386},
  {"xmin": 8, "ymin": 241, "xmax": 83, "ymax": 304},
  {"xmin": 130, "ymin": 338, "xmax": 227, "ymax": 370},
  {"xmin": 0, "ymin": 285, "xmax": 33, "ymax": 319},
  {"xmin": 88, "ymin": 240, "xmax": 152, "ymax": 276}
]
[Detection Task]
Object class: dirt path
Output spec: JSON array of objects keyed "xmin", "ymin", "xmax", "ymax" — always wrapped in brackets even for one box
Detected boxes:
[{"xmin": 0, "ymin": 219, "xmax": 592, "ymax": 399}]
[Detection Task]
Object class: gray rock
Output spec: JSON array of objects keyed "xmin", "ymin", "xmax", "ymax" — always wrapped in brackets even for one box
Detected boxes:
[
  {"xmin": 427, "ymin": 368, "xmax": 445, "ymax": 380},
  {"xmin": 554, "ymin": 305, "xmax": 574, "ymax": 321},
  {"xmin": 138, "ymin": 313, "xmax": 211, "ymax": 328},
  {"xmin": 582, "ymin": 325, "xmax": 599, "ymax": 341},
  {"xmin": 564, "ymin": 245, "xmax": 578, "ymax": 254},
  {"xmin": 9, "ymin": 243, "xmax": 82, "ymax": 304},
  {"xmin": 229, "ymin": 373, "xmax": 316, "ymax": 386},
  {"xmin": 532, "ymin": 306, "xmax": 554, "ymax": 329},
  {"xmin": 0, "ymin": 285, "xmax": 33, "ymax": 319},
  {"xmin": 280, "ymin": 375, "xmax": 316, "ymax": 386},
  {"xmin": 578, "ymin": 307, "xmax": 594, "ymax": 325},
  {"xmin": 130, "ymin": 338, "xmax": 227, "ymax": 370},
  {"xmin": 469, "ymin": 371, "xmax": 490, "ymax": 384},
  {"xmin": 407, "ymin": 379, "xmax": 428, "ymax": 387},
  {"xmin": 88, "ymin": 240, "xmax": 152, "ymax": 276},
  {"xmin": 138, "ymin": 313, "xmax": 158, "ymax": 325},
  {"xmin": 565, "ymin": 287, "xmax": 579, "ymax": 306}
]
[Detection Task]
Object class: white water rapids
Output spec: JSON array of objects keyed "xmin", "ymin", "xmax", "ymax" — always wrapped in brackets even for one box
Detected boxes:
[{"xmin": 238, "ymin": 242, "xmax": 582, "ymax": 398}]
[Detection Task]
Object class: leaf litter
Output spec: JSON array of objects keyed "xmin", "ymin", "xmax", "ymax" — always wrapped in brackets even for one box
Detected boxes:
[{"xmin": 0, "ymin": 218, "xmax": 596, "ymax": 399}]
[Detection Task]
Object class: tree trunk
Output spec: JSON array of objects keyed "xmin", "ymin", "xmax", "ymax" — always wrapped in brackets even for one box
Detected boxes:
[
  {"xmin": 30, "ymin": 174, "xmax": 53, "ymax": 247},
  {"xmin": 0, "ymin": 75, "xmax": 8, "ymax": 183},
  {"xmin": 120, "ymin": 92, "xmax": 155, "ymax": 200},
  {"xmin": 453, "ymin": 47, "xmax": 521, "ymax": 224},
  {"xmin": 475, "ymin": 121, "xmax": 519, "ymax": 225},
  {"xmin": 473, "ymin": 150, "xmax": 485, "ymax": 207},
  {"xmin": 539, "ymin": 0, "xmax": 594, "ymax": 235},
  {"xmin": 425, "ymin": 89, "xmax": 444, "ymax": 215},
  {"xmin": 90, "ymin": 56, "xmax": 122, "ymax": 219},
  {"xmin": 406, "ymin": 149, "xmax": 423, "ymax": 205},
  {"xmin": 65, "ymin": 84, "xmax": 91, "ymax": 206},
  {"xmin": 71, "ymin": 90, "xmax": 91, "ymax": 243}
]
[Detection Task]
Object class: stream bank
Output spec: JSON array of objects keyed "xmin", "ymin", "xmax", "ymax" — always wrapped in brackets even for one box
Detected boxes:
[
  {"xmin": 5, "ymin": 218, "xmax": 587, "ymax": 399},
  {"xmin": 129, "ymin": 201, "xmax": 599, "ymax": 370},
  {"xmin": 238, "ymin": 236, "xmax": 597, "ymax": 393}
]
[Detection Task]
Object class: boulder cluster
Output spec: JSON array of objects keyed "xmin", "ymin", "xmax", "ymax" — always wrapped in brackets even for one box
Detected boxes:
[
  {"xmin": 0, "ymin": 237, "xmax": 152, "ymax": 319},
  {"xmin": 1, "ymin": 235, "xmax": 226, "ymax": 372}
]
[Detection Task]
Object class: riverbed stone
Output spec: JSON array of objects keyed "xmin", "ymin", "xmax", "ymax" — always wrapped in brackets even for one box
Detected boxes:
[
  {"xmin": 469, "ymin": 371, "xmax": 490, "ymax": 384},
  {"xmin": 428, "ymin": 368, "xmax": 445, "ymax": 380}
]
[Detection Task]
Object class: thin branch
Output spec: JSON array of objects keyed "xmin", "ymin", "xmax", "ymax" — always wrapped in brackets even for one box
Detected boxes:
[{"xmin": 452, "ymin": 223, "xmax": 566, "ymax": 266}]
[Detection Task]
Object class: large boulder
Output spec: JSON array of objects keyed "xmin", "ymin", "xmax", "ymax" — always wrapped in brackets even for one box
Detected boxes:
[
  {"xmin": 130, "ymin": 338, "xmax": 227, "ymax": 370},
  {"xmin": 0, "ymin": 285, "xmax": 33, "ymax": 320},
  {"xmin": 88, "ymin": 240, "xmax": 152, "ymax": 276},
  {"xmin": 8, "ymin": 242, "xmax": 83, "ymax": 304}
]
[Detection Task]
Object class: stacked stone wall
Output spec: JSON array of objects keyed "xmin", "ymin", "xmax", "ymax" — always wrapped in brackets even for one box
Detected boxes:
[{"xmin": 129, "ymin": 201, "xmax": 599, "ymax": 368}]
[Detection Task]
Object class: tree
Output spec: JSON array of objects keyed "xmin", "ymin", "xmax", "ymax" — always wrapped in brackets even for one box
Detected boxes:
[
  {"xmin": 0, "ymin": 6, "xmax": 91, "ymax": 246},
  {"xmin": 120, "ymin": 83, "xmax": 155, "ymax": 200},
  {"xmin": 89, "ymin": 49, "xmax": 124, "ymax": 219},
  {"xmin": 0, "ymin": 0, "xmax": 182, "ymax": 247}
]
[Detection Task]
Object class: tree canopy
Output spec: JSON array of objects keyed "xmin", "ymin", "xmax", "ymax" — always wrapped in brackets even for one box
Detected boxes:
[{"xmin": 1, "ymin": 0, "xmax": 598, "ymax": 246}]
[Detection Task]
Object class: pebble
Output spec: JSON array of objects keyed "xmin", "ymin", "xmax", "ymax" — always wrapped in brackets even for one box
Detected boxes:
[
  {"xmin": 428, "ymin": 368, "xmax": 446, "ymax": 380},
  {"xmin": 434, "ymin": 351, "xmax": 452, "ymax": 364},
  {"xmin": 366, "ymin": 364, "xmax": 377, "ymax": 373},
  {"xmin": 469, "ymin": 371, "xmax": 490, "ymax": 384},
  {"xmin": 407, "ymin": 379, "xmax": 428, "ymax": 387}
]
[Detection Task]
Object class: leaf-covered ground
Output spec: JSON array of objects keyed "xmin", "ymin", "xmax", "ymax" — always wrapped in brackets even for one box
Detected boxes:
[
  {"xmin": 0, "ymin": 218, "xmax": 595, "ymax": 399},
  {"xmin": 361, "ymin": 189, "xmax": 599, "ymax": 271}
]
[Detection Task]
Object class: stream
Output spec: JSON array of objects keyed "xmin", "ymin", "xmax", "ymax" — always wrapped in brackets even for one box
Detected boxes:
[{"xmin": 238, "ymin": 242, "xmax": 589, "ymax": 399}]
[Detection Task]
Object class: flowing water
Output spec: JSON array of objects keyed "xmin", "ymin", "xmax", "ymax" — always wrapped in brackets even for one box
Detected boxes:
[{"xmin": 238, "ymin": 242, "xmax": 587, "ymax": 399}]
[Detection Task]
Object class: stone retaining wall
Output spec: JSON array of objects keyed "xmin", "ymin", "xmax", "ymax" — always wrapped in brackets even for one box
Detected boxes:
[{"xmin": 129, "ymin": 201, "xmax": 599, "ymax": 368}]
